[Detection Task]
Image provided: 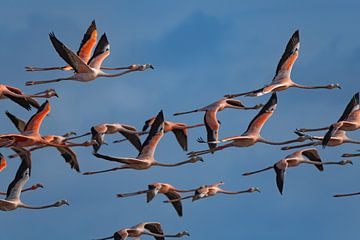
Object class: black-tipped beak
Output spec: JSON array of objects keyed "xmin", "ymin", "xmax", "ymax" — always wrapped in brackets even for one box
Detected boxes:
[{"xmin": 150, "ymin": 65, "xmax": 154, "ymax": 70}]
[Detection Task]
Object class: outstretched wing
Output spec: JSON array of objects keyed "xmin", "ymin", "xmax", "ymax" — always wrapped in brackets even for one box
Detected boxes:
[
  {"xmin": 49, "ymin": 32, "xmax": 92, "ymax": 73},
  {"xmin": 164, "ymin": 191, "xmax": 183, "ymax": 217},
  {"xmin": 301, "ymin": 148, "xmax": 323, "ymax": 171},
  {"xmin": 137, "ymin": 110, "xmax": 164, "ymax": 159},
  {"xmin": 5, "ymin": 111, "xmax": 26, "ymax": 133},
  {"xmin": 144, "ymin": 222, "xmax": 164, "ymax": 240},
  {"xmin": 322, "ymin": 92, "xmax": 359, "ymax": 147},
  {"xmin": 23, "ymin": 100, "xmax": 50, "ymax": 134},
  {"xmin": 88, "ymin": 33, "xmax": 110, "ymax": 69},
  {"xmin": 6, "ymin": 148, "xmax": 31, "ymax": 201},
  {"xmin": 274, "ymin": 164, "xmax": 285, "ymax": 195},
  {"xmin": 56, "ymin": 146, "xmax": 80, "ymax": 172},
  {"xmin": 77, "ymin": 20, "xmax": 97, "ymax": 63},
  {"xmin": 244, "ymin": 93, "xmax": 277, "ymax": 135},
  {"xmin": 273, "ymin": 30, "xmax": 300, "ymax": 82}
]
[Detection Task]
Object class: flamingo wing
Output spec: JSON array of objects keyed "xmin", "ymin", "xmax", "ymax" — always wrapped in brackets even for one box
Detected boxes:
[
  {"xmin": 6, "ymin": 148, "xmax": 31, "ymax": 201},
  {"xmin": 56, "ymin": 146, "xmax": 80, "ymax": 172},
  {"xmin": 143, "ymin": 222, "xmax": 164, "ymax": 240},
  {"xmin": 273, "ymin": 164, "xmax": 285, "ymax": 195},
  {"xmin": 137, "ymin": 110, "xmax": 164, "ymax": 159},
  {"xmin": 77, "ymin": 20, "xmax": 97, "ymax": 63},
  {"xmin": 5, "ymin": 111, "xmax": 26, "ymax": 133},
  {"xmin": 49, "ymin": 32, "xmax": 92, "ymax": 73},
  {"xmin": 272, "ymin": 30, "xmax": 300, "ymax": 82},
  {"xmin": 244, "ymin": 93, "xmax": 277, "ymax": 135},
  {"xmin": 23, "ymin": 100, "xmax": 50, "ymax": 134},
  {"xmin": 88, "ymin": 33, "xmax": 110, "ymax": 69},
  {"xmin": 164, "ymin": 191, "xmax": 183, "ymax": 217},
  {"xmin": 301, "ymin": 148, "xmax": 323, "ymax": 171},
  {"xmin": 323, "ymin": 93, "xmax": 360, "ymax": 147}
]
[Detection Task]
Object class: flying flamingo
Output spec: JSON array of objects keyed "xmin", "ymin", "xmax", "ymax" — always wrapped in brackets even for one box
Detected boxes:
[
  {"xmin": 188, "ymin": 93, "xmax": 305, "ymax": 157},
  {"xmin": 281, "ymin": 130, "xmax": 360, "ymax": 150},
  {"xmin": 295, "ymin": 92, "xmax": 360, "ymax": 147},
  {"xmin": 116, "ymin": 182, "xmax": 198, "ymax": 217},
  {"xmin": 242, "ymin": 148, "xmax": 353, "ymax": 194},
  {"xmin": 25, "ymin": 32, "xmax": 153, "ymax": 86},
  {"xmin": 25, "ymin": 20, "xmax": 151, "ymax": 73},
  {"xmin": 224, "ymin": 30, "xmax": 340, "ymax": 98},
  {"xmin": 0, "ymin": 84, "xmax": 58, "ymax": 110},
  {"xmin": 4, "ymin": 111, "xmax": 93, "ymax": 172},
  {"xmin": 83, "ymin": 110, "xmax": 203, "ymax": 175},
  {"xmin": 164, "ymin": 182, "xmax": 260, "ymax": 203},
  {"xmin": 322, "ymin": 92, "xmax": 360, "ymax": 147},
  {"xmin": 90, "ymin": 123, "xmax": 142, "ymax": 153},
  {"xmin": 94, "ymin": 222, "xmax": 189, "ymax": 240},
  {"xmin": 0, "ymin": 101, "xmax": 93, "ymax": 150},
  {"xmin": 114, "ymin": 116, "xmax": 204, "ymax": 151},
  {"xmin": 173, "ymin": 98, "xmax": 262, "ymax": 151},
  {"xmin": 0, "ymin": 147, "xmax": 69, "ymax": 211}
]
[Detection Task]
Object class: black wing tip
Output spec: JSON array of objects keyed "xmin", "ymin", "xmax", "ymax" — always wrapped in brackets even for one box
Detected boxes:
[
  {"xmin": 49, "ymin": 32, "xmax": 56, "ymax": 38},
  {"xmin": 91, "ymin": 19, "xmax": 96, "ymax": 28},
  {"xmin": 99, "ymin": 33, "xmax": 109, "ymax": 44},
  {"xmin": 157, "ymin": 110, "xmax": 164, "ymax": 122}
]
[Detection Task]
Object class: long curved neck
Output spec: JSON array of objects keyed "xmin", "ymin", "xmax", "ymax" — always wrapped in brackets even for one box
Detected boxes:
[
  {"xmin": 301, "ymin": 160, "xmax": 343, "ymax": 165},
  {"xmin": 219, "ymin": 189, "xmax": 253, "ymax": 194},
  {"xmin": 243, "ymin": 166, "xmax": 273, "ymax": 176},
  {"xmin": 293, "ymin": 83, "xmax": 332, "ymax": 89},
  {"xmin": 155, "ymin": 159, "xmax": 194, "ymax": 167},
  {"xmin": 20, "ymin": 202, "xmax": 59, "ymax": 209},
  {"xmin": 100, "ymin": 69, "xmax": 135, "ymax": 78},
  {"xmin": 259, "ymin": 137, "xmax": 302, "ymax": 145}
]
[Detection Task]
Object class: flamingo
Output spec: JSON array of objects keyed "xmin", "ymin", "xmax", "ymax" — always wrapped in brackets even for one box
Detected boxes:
[
  {"xmin": 224, "ymin": 30, "xmax": 340, "ymax": 98},
  {"xmin": 90, "ymin": 123, "xmax": 142, "ymax": 153},
  {"xmin": 173, "ymin": 98, "xmax": 262, "ymax": 151},
  {"xmin": 114, "ymin": 116, "xmax": 204, "ymax": 151},
  {"xmin": 322, "ymin": 92, "xmax": 360, "ymax": 147},
  {"xmin": 0, "ymin": 147, "xmax": 69, "ymax": 211},
  {"xmin": 242, "ymin": 148, "xmax": 353, "ymax": 194},
  {"xmin": 3, "ymin": 111, "xmax": 93, "ymax": 172},
  {"xmin": 83, "ymin": 110, "xmax": 203, "ymax": 175},
  {"xmin": 188, "ymin": 93, "xmax": 305, "ymax": 157},
  {"xmin": 94, "ymin": 222, "xmax": 189, "ymax": 240},
  {"xmin": 281, "ymin": 130, "xmax": 360, "ymax": 150},
  {"xmin": 164, "ymin": 182, "xmax": 260, "ymax": 203},
  {"xmin": 25, "ymin": 20, "xmax": 151, "ymax": 73},
  {"xmin": 0, "ymin": 84, "xmax": 58, "ymax": 110},
  {"xmin": 296, "ymin": 93, "xmax": 360, "ymax": 146},
  {"xmin": 0, "ymin": 101, "xmax": 93, "ymax": 149},
  {"xmin": 116, "ymin": 182, "xmax": 198, "ymax": 217},
  {"xmin": 25, "ymin": 32, "xmax": 153, "ymax": 86}
]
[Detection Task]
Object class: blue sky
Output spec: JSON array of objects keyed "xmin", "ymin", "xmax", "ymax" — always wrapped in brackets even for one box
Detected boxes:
[{"xmin": 0, "ymin": 1, "xmax": 359, "ymax": 239}]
